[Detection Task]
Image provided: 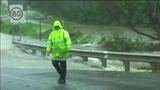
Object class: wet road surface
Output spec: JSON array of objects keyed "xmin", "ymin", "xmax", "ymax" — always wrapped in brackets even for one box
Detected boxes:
[
  {"xmin": 1, "ymin": 67, "xmax": 160, "ymax": 90},
  {"xmin": 1, "ymin": 33, "xmax": 160, "ymax": 90}
]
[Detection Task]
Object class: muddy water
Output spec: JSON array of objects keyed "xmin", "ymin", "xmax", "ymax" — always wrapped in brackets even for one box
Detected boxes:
[
  {"xmin": 0, "ymin": 33, "xmax": 102, "ymax": 71},
  {"xmin": 1, "ymin": 33, "xmax": 157, "ymax": 72},
  {"xmin": 1, "ymin": 33, "xmax": 52, "ymax": 68}
]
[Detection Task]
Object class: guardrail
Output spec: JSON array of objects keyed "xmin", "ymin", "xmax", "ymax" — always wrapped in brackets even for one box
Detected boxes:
[
  {"xmin": 12, "ymin": 40, "xmax": 46, "ymax": 55},
  {"xmin": 12, "ymin": 40, "xmax": 160, "ymax": 72}
]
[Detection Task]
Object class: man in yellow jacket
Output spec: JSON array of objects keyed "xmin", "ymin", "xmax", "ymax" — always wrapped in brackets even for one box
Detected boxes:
[{"xmin": 46, "ymin": 21, "xmax": 71, "ymax": 84}]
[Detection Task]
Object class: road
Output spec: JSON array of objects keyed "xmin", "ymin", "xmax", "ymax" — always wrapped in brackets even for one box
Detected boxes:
[
  {"xmin": 1, "ymin": 67, "xmax": 160, "ymax": 90},
  {"xmin": 1, "ymin": 33, "xmax": 160, "ymax": 90}
]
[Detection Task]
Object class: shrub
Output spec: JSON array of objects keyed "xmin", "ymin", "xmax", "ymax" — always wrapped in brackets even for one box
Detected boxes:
[
  {"xmin": 99, "ymin": 31, "xmax": 147, "ymax": 52},
  {"xmin": 77, "ymin": 34, "xmax": 93, "ymax": 44}
]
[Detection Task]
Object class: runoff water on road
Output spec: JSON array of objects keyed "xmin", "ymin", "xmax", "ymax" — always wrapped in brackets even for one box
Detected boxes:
[
  {"xmin": 1, "ymin": 33, "xmax": 157, "ymax": 72},
  {"xmin": 0, "ymin": 33, "xmax": 103, "ymax": 71}
]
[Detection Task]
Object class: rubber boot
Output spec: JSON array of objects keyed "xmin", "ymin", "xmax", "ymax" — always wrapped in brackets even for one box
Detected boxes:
[{"xmin": 58, "ymin": 76, "xmax": 65, "ymax": 84}]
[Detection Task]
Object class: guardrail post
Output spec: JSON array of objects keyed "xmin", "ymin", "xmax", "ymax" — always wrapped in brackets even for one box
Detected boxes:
[
  {"xmin": 82, "ymin": 56, "xmax": 88, "ymax": 61},
  {"xmin": 69, "ymin": 55, "xmax": 72, "ymax": 58},
  {"xmin": 41, "ymin": 51, "xmax": 46, "ymax": 56},
  {"xmin": 150, "ymin": 62, "xmax": 158, "ymax": 72},
  {"xmin": 123, "ymin": 61, "xmax": 130, "ymax": 72},
  {"xmin": 100, "ymin": 58, "xmax": 107, "ymax": 67},
  {"xmin": 32, "ymin": 49, "xmax": 36, "ymax": 54}
]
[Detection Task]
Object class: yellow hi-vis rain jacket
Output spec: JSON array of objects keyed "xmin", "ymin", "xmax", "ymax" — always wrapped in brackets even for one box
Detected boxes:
[{"xmin": 46, "ymin": 21, "xmax": 72, "ymax": 60}]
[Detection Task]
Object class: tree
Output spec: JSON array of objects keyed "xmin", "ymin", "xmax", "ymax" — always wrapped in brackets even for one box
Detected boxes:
[
  {"xmin": 27, "ymin": 1, "xmax": 160, "ymax": 41},
  {"xmin": 116, "ymin": 1, "xmax": 160, "ymax": 40}
]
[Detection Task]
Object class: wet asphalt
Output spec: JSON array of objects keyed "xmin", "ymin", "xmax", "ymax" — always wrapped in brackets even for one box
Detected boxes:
[{"xmin": 1, "ymin": 67, "xmax": 160, "ymax": 90}]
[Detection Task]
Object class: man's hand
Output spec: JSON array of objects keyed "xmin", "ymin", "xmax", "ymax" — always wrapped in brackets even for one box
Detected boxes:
[{"xmin": 46, "ymin": 52, "xmax": 50, "ymax": 56}]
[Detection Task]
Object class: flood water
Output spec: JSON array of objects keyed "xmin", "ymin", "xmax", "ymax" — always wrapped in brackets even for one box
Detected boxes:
[
  {"xmin": 1, "ymin": 0, "xmax": 159, "ymax": 72},
  {"xmin": 1, "ymin": 33, "xmax": 158, "ymax": 72},
  {"xmin": 0, "ymin": 33, "xmax": 103, "ymax": 71}
]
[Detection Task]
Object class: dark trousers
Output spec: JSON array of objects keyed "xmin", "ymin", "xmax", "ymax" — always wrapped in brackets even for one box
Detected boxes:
[{"xmin": 52, "ymin": 60, "xmax": 67, "ymax": 80}]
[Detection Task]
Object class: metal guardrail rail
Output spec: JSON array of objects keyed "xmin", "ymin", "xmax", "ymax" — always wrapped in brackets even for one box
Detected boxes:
[
  {"xmin": 12, "ymin": 40, "xmax": 46, "ymax": 55},
  {"xmin": 12, "ymin": 40, "xmax": 160, "ymax": 72}
]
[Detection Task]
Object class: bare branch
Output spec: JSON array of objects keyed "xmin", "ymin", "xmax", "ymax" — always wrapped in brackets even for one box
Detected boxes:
[
  {"xmin": 116, "ymin": 1, "xmax": 159, "ymax": 40},
  {"xmin": 130, "ymin": 24, "xmax": 159, "ymax": 40}
]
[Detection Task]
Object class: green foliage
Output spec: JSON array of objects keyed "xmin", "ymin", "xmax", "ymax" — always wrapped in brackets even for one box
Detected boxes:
[
  {"xmin": 131, "ymin": 70, "xmax": 160, "ymax": 76},
  {"xmin": 1, "ymin": 19, "xmax": 82, "ymax": 43},
  {"xmin": 0, "ymin": 4, "xmax": 8, "ymax": 14},
  {"xmin": 0, "ymin": 20, "xmax": 51, "ymax": 38},
  {"xmin": 99, "ymin": 31, "xmax": 147, "ymax": 52},
  {"xmin": 0, "ymin": 20, "xmax": 12, "ymax": 33},
  {"xmin": 77, "ymin": 34, "xmax": 93, "ymax": 44},
  {"xmin": 1, "ymin": 1, "xmax": 160, "ymax": 41},
  {"xmin": 27, "ymin": 1, "xmax": 159, "ymax": 27}
]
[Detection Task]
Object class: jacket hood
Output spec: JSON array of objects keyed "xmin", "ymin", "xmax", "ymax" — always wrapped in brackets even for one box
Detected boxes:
[{"xmin": 53, "ymin": 21, "xmax": 62, "ymax": 29}]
